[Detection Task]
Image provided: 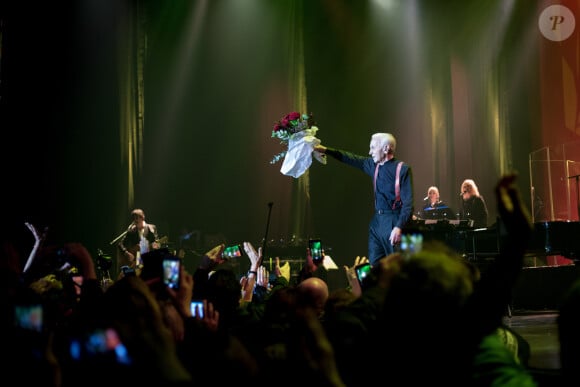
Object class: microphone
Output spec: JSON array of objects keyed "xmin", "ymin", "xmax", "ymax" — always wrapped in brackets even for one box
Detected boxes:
[
  {"xmin": 423, "ymin": 196, "xmax": 429, "ymax": 201},
  {"xmin": 268, "ymin": 202, "xmax": 274, "ymax": 207}
]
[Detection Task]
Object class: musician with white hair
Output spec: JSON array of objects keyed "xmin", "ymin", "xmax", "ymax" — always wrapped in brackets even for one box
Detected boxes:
[
  {"xmin": 314, "ymin": 132, "xmax": 414, "ymax": 265},
  {"xmin": 459, "ymin": 179, "xmax": 488, "ymax": 228}
]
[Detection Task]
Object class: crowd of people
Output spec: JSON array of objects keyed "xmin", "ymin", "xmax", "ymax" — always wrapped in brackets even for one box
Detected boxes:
[{"xmin": 1, "ymin": 173, "xmax": 577, "ymax": 386}]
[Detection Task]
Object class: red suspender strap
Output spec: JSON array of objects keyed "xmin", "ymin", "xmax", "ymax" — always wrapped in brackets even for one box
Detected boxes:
[
  {"xmin": 392, "ymin": 161, "xmax": 403, "ymax": 210},
  {"xmin": 373, "ymin": 163, "xmax": 380, "ymax": 208}
]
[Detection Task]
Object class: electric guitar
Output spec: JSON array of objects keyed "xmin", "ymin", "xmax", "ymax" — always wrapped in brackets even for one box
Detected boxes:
[{"xmin": 119, "ymin": 236, "xmax": 169, "ymax": 276}]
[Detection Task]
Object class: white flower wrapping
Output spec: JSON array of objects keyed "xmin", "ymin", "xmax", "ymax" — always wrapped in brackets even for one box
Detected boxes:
[{"xmin": 280, "ymin": 127, "xmax": 327, "ymax": 178}]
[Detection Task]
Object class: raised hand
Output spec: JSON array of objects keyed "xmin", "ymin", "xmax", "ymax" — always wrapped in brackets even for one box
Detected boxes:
[
  {"xmin": 166, "ymin": 264, "xmax": 193, "ymax": 318},
  {"xmin": 343, "ymin": 256, "xmax": 369, "ymax": 297},
  {"xmin": 495, "ymin": 173, "xmax": 532, "ymax": 239},
  {"xmin": 243, "ymin": 241, "xmax": 262, "ymax": 271},
  {"xmin": 23, "ymin": 222, "xmax": 46, "ymax": 273},
  {"xmin": 199, "ymin": 244, "xmax": 226, "ymax": 271},
  {"xmin": 200, "ymin": 300, "xmax": 219, "ymax": 332},
  {"xmin": 256, "ymin": 265, "xmax": 269, "ymax": 289}
]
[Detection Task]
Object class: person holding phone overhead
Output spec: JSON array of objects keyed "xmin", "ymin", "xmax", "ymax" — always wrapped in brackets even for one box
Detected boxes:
[
  {"xmin": 314, "ymin": 132, "xmax": 414, "ymax": 265},
  {"xmin": 117, "ymin": 208, "xmax": 160, "ymax": 275}
]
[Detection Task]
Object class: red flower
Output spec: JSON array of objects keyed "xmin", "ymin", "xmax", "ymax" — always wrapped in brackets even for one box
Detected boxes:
[
  {"xmin": 287, "ymin": 111, "xmax": 301, "ymax": 121},
  {"xmin": 270, "ymin": 111, "xmax": 317, "ymax": 165}
]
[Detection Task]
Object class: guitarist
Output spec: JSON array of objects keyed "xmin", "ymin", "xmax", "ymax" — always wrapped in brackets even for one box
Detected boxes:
[{"xmin": 117, "ymin": 208, "xmax": 160, "ymax": 275}]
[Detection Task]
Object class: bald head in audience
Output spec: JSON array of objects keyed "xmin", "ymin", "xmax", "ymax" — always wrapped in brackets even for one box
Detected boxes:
[{"xmin": 297, "ymin": 277, "xmax": 329, "ymax": 317}]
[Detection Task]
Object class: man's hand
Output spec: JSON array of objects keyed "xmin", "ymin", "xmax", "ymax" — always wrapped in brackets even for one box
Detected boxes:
[
  {"xmin": 344, "ymin": 256, "xmax": 369, "ymax": 297},
  {"xmin": 314, "ymin": 145, "xmax": 327, "ymax": 153},
  {"xmin": 495, "ymin": 173, "xmax": 532, "ymax": 243},
  {"xmin": 495, "ymin": 174, "xmax": 532, "ymax": 231},
  {"xmin": 166, "ymin": 264, "xmax": 194, "ymax": 318},
  {"xmin": 256, "ymin": 266, "xmax": 270, "ymax": 288},
  {"xmin": 389, "ymin": 226, "xmax": 402, "ymax": 246},
  {"xmin": 23, "ymin": 222, "xmax": 46, "ymax": 273},
  {"xmin": 199, "ymin": 244, "xmax": 226, "ymax": 271},
  {"xmin": 304, "ymin": 246, "xmax": 319, "ymax": 274},
  {"xmin": 243, "ymin": 241, "xmax": 262, "ymax": 271}
]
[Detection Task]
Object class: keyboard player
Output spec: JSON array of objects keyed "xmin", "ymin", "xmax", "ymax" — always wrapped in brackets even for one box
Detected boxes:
[{"xmin": 417, "ymin": 186, "xmax": 457, "ymax": 221}]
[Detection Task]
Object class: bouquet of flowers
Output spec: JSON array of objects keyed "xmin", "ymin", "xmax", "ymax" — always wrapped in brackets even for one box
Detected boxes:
[{"xmin": 270, "ymin": 111, "xmax": 326, "ymax": 178}]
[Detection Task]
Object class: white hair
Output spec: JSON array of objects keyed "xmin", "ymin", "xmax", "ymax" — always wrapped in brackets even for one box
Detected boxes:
[
  {"xmin": 461, "ymin": 179, "xmax": 480, "ymax": 197},
  {"xmin": 372, "ymin": 133, "xmax": 396, "ymax": 152},
  {"xmin": 427, "ymin": 186, "xmax": 440, "ymax": 197}
]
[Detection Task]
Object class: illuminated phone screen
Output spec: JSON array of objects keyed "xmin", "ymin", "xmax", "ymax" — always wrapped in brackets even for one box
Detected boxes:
[
  {"xmin": 355, "ymin": 263, "xmax": 372, "ymax": 283},
  {"xmin": 309, "ymin": 239, "xmax": 323, "ymax": 261},
  {"xmin": 163, "ymin": 258, "xmax": 180, "ymax": 289},
  {"xmin": 222, "ymin": 245, "xmax": 243, "ymax": 259},
  {"xmin": 190, "ymin": 301, "xmax": 204, "ymax": 318}
]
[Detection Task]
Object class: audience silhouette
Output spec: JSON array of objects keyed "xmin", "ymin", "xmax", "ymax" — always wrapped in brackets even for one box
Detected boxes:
[{"xmin": 2, "ymin": 174, "xmax": 574, "ymax": 386}]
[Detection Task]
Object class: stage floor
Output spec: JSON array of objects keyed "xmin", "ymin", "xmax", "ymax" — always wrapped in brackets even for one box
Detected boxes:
[{"xmin": 507, "ymin": 311, "xmax": 560, "ymax": 370}]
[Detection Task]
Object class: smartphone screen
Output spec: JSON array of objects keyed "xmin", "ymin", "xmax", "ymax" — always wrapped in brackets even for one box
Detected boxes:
[
  {"xmin": 222, "ymin": 244, "xmax": 243, "ymax": 259},
  {"xmin": 309, "ymin": 239, "xmax": 323, "ymax": 262},
  {"xmin": 121, "ymin": 265, "xmax": 136, "ymax": 277},
  {"xmin": 355, "ymin": 263, "xmax": 372, "ymax": 284},
  {"xmin": 190, "ymin": 300, "xmax": 204, "ymax": 318},
  {"xmin": 162, "ymin": 258, "xmax": 181, "ymax": 289},
  {"xmin": 14, "ymin": 304, "xmax": 43, "ymax": 332},
  {"xmin": 69, "ymin": 327, "xmax": 132, "ymax": 365}
]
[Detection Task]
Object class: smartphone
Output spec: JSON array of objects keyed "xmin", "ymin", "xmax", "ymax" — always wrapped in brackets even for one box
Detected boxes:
[
  {"xmin": 401, "ymin": 233, "xmax": 423, "ymax": 260},
  {"xmin": 121, "ymin": 265, "xmax": 136, "ymax": 277},
  {"xmin": 14, "ymin": 304, "xmax": 43, "ymax": 332},
  {"xmin": 354, "ymin": 263, "xmax": 372, "ymax": 284},
  {"xmin": 222, "ymin": 244, "xmax": 243, "ymax": 259},
  {"xmin": 69, "ymin": 327, "xmax": 132, "ymax": 365},
  {"xmin": 162, "ymin": 257, "xmax": 181, "ymax": 289},
  {"xmin": 190, "ymin": 300, "xmax": 204, "ymax": 318},
  {"xmin": 309, "ymin": 238, "xmax": 323, "ymax": 262}
]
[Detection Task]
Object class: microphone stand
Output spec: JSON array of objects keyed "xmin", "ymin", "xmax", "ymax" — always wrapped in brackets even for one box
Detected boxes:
[
  {"xmin": 108, "ymin": 228, "xmax": 129, "ymax": 282},
  {"xmin": 262, "ymin": 202, "xmax": 274, "ymax": 270},
  {"xmin": 110, "ymin": 230, "xmax": 128, "ymax": 246}
]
